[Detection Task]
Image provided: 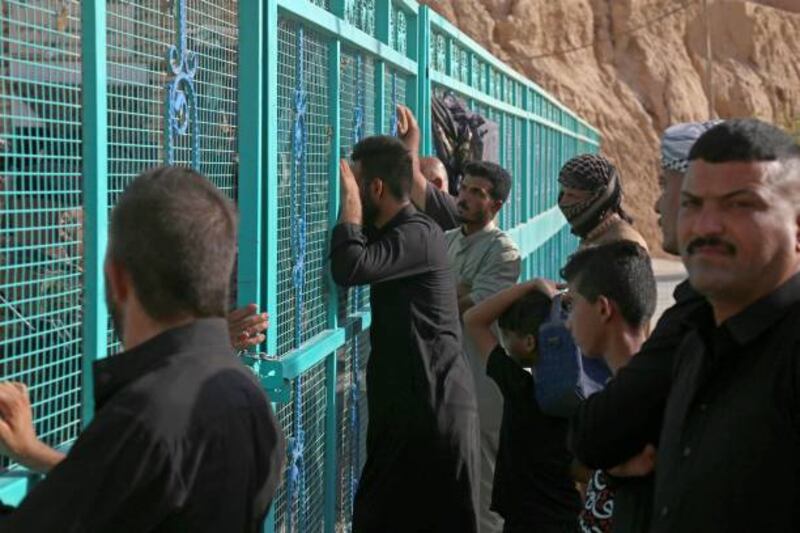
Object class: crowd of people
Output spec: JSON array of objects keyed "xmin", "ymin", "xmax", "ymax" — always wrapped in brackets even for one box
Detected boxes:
[{"xmin": 0, "ymin": 102, "xmax": 799, "ymax": 533}]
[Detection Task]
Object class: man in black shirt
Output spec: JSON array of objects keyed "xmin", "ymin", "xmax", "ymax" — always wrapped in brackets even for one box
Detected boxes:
[
  {"xmin": 330, "ymin": 136, "xmax": 479, "ymax": 532},
  {"xmin": 0, "ymin": 167, "xmax": 284, "ymax": 532},
  {"xmin": 570, "ymin": 122, "xmax": 718, "ymax": 533},
  {"xmin": 651, "ymin": 119, "xmax": 800, "ymax": 531},
  {"xmin": 570, "ymin": 122, "xmax": 720, "ymax": 473},
  {"xmin": 464, "ymin": 280, "xmax": 581, "ymax": 532}
]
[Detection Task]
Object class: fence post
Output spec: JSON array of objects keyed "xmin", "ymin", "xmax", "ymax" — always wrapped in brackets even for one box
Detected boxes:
[
  {"xmin": 80, "ymin": 0, "xmax": 108, "ymax": 426},
  {"xmin": 324, "ymin": 34, "xmax": 343, "ymax": 533},
  {"xmin": 237, "ymin": 0, "xmax": 264, "ymax": 330},
  {"xmin": 415, "ymin": 6, "xmax": 431, "ymax": 155},
  {"xmin": 262, "ymin": 0, "xmax": 280, "ymax": 531}
]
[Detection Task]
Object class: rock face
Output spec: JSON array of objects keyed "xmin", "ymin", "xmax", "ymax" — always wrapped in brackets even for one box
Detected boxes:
[{"xmin": 422, "ymin": 0, "xmax": 800, "ymax": 254}]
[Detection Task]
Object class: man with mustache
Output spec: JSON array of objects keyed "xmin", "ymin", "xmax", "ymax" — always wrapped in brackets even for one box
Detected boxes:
[
  {"xmin": 330, "ymin": 135, "xmax": 479, "ymax": 532},
  {"xmin": 570, "ymin": 121, "xmax": 719, "ymax": 532},
  {"xmin": 650, "ymin": 119, "xmax": 800, "ymax": 531},
  {"xmin": 0, "ymin": 166, "xmax": 284, "ymax": 532},
  {"xmin": 445, "ymin": 160, "xmax": 520, "ymax": 533}
]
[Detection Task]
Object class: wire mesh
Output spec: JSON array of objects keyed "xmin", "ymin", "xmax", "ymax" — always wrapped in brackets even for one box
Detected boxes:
[
  {"xmin": 338, "ymin": 49, "xmax": 375, "ymax": 315},
  {"xmin": 430, "ymin": 30, "xmax": 446, "ymax": 74},
  {"xmin": 271, "ymin": 363, "xmax": 329, "ymax": 533},
  {"xmin": 276, "ymin": 19, "xmax": 331, "ymax": 358},
  {"xmin": 383, "ymin": 69, "xmax": 407, "ymax": 134},
  {"xmin": 450, "ymin": 41, "xmax": 469, "ymax": 85},
  {"xmin": 345, "ymin": 0, "xmax": 375, "ymax": 37},
  {"xmin": 0, "ymin": 0, "xmax": 83, "ymax": 470},
  {"xmin": 308, "ymin": 0, "xmax": 331, "ymax": 10},
  {"xmin": 335, "ymin": 330, "xmax": 370, "ymax": 532},
  {"xmin": 389, "ymin": 3, "xmax": 407, "ymax": 55},
  {"xmin": 105, "ymin": 0, "xmax": 239, "ymax": 354}
]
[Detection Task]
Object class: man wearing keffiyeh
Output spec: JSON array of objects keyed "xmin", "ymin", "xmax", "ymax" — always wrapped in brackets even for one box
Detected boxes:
[
  {"xmin": 656, "ymin": 120, "xmax": 723, "ymax": 254},
  {"xmin": 557, "ymin": 154, "xmax": 648, "ymax": 250}
]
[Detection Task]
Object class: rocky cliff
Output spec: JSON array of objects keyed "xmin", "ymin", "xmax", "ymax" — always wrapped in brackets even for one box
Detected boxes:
[{"xmin": 422, "ymin": 0, "xmax": 800, "ymax": 253}]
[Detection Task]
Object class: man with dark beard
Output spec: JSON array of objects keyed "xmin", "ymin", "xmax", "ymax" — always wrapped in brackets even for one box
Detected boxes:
[
  {"xmin": 0, "ymin": 166, "xmax": 284, "ymax": 532},
  {"xmin": 330, "ymin": 135, "xmax": 480, "ymax": 532}
]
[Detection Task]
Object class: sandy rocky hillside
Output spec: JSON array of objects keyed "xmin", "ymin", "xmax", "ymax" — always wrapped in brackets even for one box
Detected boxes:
[{"xmin": 421, "ymin": 0, "xmax": 800, "ymax": 254}]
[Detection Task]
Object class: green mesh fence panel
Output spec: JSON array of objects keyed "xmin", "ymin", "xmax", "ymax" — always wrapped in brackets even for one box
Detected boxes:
[
  {"xmin": 339, "ymin": 50, "xmax": 375, "ymax": 160},
  {"xmin": 272, "ymin": 363, "xmax": 328, "ymax": 532},
  {"xmin": 345, "ymin": 0, "xmax": 375, "ymax": 37},
  {"xmin": 383, "ymin": 69, "xmax": 407, "ymax": 134},
  {"xmin": 105, "ymin": 0, "xmax": 239, "ymax": 354},
  {"xmin": 389, "ymin": 3, "xmax": 407, "ymax": 54},
  {"xmin": 339, "ymin": 49, "xmax": 375, "ymax": 314},
  {"xmin": 276, "ymin": 19, "xmax": 331, "ymax": 358},
  {"xmin": 430, "ymin": 30, "xmax": 446, "ymax": 74},
  {"xmin": 0, "ymin": 0, "xmax": 83, "ymax": 470},
  {"xmin": 335, "ymin": 330, "xmax": 370, "ymax": 532},
  {"xmin": 513, "ymin": 116, "xmax": 523, "ymax": 226},
  {"xmin": 502, "ymin": 113, "xmax": 513, "ymax": 230},
  {"xmin": 308, "ymin": 0, "xmax": 331, "ymax": 10}
]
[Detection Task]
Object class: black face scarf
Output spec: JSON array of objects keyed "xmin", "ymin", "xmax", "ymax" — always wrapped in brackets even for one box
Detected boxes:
[{"xmin": 558, "ymin": 154, "xmax": 623, "ymax": 238}]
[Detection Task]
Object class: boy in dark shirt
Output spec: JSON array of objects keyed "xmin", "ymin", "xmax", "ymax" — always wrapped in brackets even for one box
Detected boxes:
[{"xmin": 465, "ymin": 279, "xmax": 581, "ymax": 533}]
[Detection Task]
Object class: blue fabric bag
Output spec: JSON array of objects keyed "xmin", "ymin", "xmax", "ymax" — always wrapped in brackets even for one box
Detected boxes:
[{"xmin": 534, "ymin": 294, "xmax": 611, "ymax": 417}]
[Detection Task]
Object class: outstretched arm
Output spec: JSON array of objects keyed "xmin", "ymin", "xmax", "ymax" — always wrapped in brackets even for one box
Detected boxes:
[
  {"xmin": 396, "ymin": 105, "xmax": 429, "ymax": 211},
  {"xmin": 463, "ymin": 278, "xmax": 558, "ymax": 363}
]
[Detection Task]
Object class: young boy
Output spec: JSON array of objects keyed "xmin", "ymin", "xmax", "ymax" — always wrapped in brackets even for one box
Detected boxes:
[
  {"xmin": 561, "ymin": 241, "xmax": 657, "ymax": 533},
  {"xmin": 464, "ymin": 279, "xmax": 582, "ymax": 533}
]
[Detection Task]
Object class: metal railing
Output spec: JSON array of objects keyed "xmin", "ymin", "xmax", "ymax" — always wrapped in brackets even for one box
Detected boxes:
[{"xmin": 0, "ymin": 1, "xmax": 600, "ymax": 530}]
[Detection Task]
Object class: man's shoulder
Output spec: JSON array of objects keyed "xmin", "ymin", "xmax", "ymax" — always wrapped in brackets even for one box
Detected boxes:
[
  {"xmin": 489, "ymin": 227, "xmax": 519, "ymax": 249},
  {"xmin": 110, "ymin": 354, "xmax": 270, "ymax": 432},
  {"xmin": 482, "ymin": 228, "xmax": 520, "ymax": 260}
]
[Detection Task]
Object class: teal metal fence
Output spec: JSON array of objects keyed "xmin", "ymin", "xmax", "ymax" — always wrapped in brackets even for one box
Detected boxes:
[{"xmin": 0, "ymin": 1, "xmax": 600, "ymax": 530}]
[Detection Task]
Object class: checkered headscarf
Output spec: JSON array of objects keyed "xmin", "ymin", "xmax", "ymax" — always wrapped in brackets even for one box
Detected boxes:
[
  {"xmin": 661, "ymin": 121, "xmax": 723, "ymax": 173},
  {"xmin": 558, "ymin": 154, "xmax": 623, "ymax": 237}
]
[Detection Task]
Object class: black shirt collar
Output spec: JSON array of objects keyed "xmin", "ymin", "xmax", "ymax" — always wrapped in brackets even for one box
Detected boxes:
[
  {"xmin": 722, "ymin": 271, "xmax": 800, "ymax": 345},
  {"xmin": 673, "ymin": 280, "xmax": 702, "ymax": 304},
  {"xmin": 93, "ymin": 318, "xmax": 232, "ymax": 409}
]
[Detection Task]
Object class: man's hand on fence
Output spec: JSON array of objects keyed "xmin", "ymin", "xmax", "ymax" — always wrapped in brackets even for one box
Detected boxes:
[
  {"xmin": 228, "ymin": 304, "xmax": 268, "ymax": 351},
  {"xmin": 0, "ymin": 382, "xmax": 64, "ymax": 473},
  {"xmin": 338, "ymin": 159, "xmax": 363, "ymax": 225}
]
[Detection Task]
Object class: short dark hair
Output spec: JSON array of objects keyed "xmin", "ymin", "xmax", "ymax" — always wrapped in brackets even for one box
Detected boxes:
[
  {"xmin": 560, "ymin": 241, "xmax": 656, "ymax": 328},
  {"xmin": 351, "ymin": 135, "xmax": 413, "ymax": 200},
  {"xmin": 463, "ymin": 161, "xmax": 512, "ymax": 202},
  {"xmin": 498, "ymin": 290, "xmax": 551, "ymax": 337},
  {"xmin": 109, "ymin": 166, "xmax": 237, "ymax": 320},
  {"xmin": 688, "ymin": 119, "xmax": 800, "ymax": 164}
]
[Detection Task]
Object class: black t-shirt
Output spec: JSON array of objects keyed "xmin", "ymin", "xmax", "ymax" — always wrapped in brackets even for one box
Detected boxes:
[
  {"xmin": 3, "ymin": 320, "xmax": 284, "ymax": 532},
  {"xmin": 486, "ymin": 345, "xmax": 581, "ymax": 527},
  {"xmin": 423, "ymin": 181, "xmax": 460, "ymax": 231}
]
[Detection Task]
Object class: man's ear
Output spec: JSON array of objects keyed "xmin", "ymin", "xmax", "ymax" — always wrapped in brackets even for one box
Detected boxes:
[
  {"xmin": 524, "ymin": 333, "xmax": 537, "ymax": 353},
  {"xmin": 795, "ymin": 212, "xmax": 800, "ymax": 253},
  {"xmin": 597, "ymin": 295, "xmax": 614, "ymax": 324},
  {"xmin": 370, "ymin": 178, "xmax": 384, "ymax": 199},
  {"xmin": 432, "ymin": 176, "xmax": 445, "ymax": 191},
  {"xmin": 105, "ymin": 256, "xmax": 129, "ymax": 304},
  {"xmin": 492, "ymin": 199, "xmax": 504, "ymax": 216}
]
